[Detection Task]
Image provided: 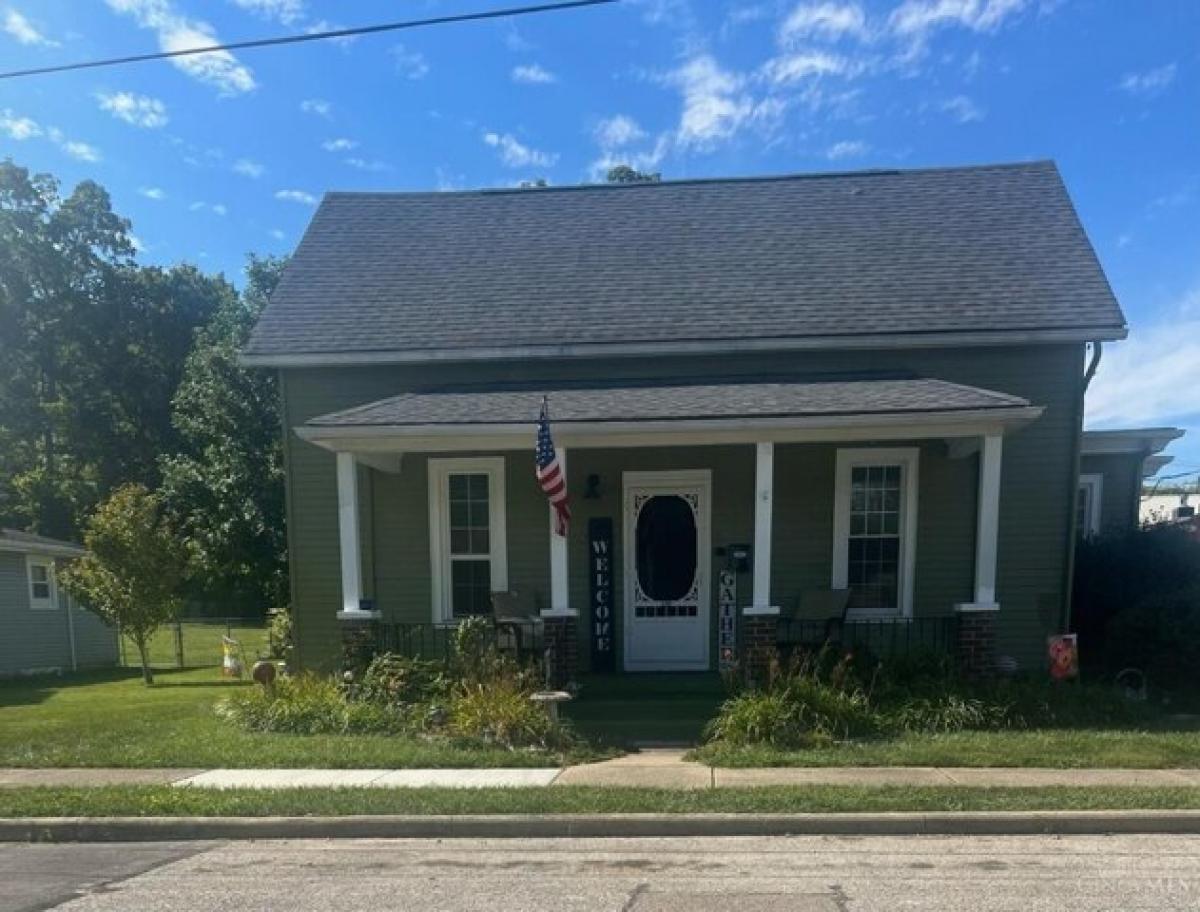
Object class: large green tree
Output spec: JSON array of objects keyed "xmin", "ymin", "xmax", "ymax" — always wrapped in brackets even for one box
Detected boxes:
[
  {"xmin": 160, "ymin": 255, "xmax": 289, "ymax": 613},
  {"xmin": 0, "ymin": 159, "xmax": 228, "ymax": 538}
]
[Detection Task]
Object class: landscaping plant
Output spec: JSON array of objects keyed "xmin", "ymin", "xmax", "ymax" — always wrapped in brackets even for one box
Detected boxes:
[
  {"xmin": 58, "ymin": 484, "xmax": 188, "ymax": 684},
  {"xmin": 218, "ymin": 616, "xmax": 580, "ymax": 754}
]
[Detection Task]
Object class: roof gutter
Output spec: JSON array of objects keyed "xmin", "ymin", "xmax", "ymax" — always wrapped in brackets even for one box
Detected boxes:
[{"xmin": 240, "ymin": 326, "xmax": 1129, "ymax": 369}]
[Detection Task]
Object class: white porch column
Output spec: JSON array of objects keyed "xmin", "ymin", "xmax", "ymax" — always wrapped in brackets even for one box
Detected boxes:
[
  {"xmin": 546, "ymin": 447, "xmax": 572, "ymax": 615},
  {"xmin": 971, "ymin": 434, "xmax": 1003, "ymax": 607},
  {"xmin": 336, "ymin": 452, "xmax": 364, "ymax": 616},
  {"xmin": 747, "ymin": 441, "xmax": 778, "ymax": 614}
]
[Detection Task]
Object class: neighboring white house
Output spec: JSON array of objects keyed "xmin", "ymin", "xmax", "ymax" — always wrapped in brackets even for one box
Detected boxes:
[
  {"xmin": 1141, "ymin": 491, "xmax": 1198, "ymax": 527},
  {"xmin": 0, "ymin": 529, "xmax": 119, "ymax": 676}
]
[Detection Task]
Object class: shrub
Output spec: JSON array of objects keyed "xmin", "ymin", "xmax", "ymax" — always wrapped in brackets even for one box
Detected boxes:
[
  {"xmin": 1073, "ymin": 525, "xmax": 1200, "ymax": 684},
  {"xmin": 353, "ymin": 653, "xmax": 447, "ymax": 708},
  {"xmin": 449, "ymin": 679, "xmax": 574, "ymax": 750},
  {"xmin": 216, "ymin": 674, "xmax": 411, "ymax": 735},
  {"xmin": 884, "ymin": 693, "xmax": 1013, "ymax": 734},
  {"xmin": 706, "ymin": 648, "xmax": 876, "ymax": 748}
]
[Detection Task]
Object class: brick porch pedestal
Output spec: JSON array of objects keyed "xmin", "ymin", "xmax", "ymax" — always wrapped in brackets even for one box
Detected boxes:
[
  {"xmin": 741, "ymin": 608, "xmax": 779, "ymax": 689},
  {"xmin": 541, "ymin": 612, "xmax": 578, "ymax": 689},
  {"xmin": 337, "ymin": 609, "xmax": 381, "ymax": 676},
  {"xmin": 955, "ymin": 602, "xmax": 999, "ymax": 678}
]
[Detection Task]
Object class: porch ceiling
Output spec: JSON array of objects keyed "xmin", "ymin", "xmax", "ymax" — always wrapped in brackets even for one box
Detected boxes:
[{"xmin": 297, "ymin": 377, "xmax": 1044, "ymax": 452}]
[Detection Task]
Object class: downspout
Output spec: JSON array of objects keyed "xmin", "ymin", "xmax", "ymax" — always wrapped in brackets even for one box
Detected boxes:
[
  {"xmin": 1062, "ymin": 341, "xmax": 1102, "ymax": 632},
  {"xmin": 62, "ymin": 563, "xmax": 78, "ymax": 672}
]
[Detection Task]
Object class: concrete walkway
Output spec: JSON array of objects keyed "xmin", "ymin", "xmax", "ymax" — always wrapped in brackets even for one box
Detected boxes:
[{"xmin": 4, "ymin": 752, "xmax": 1200, "ymax": 790}]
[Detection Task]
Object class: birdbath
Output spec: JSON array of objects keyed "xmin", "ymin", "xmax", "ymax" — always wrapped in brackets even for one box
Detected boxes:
[{"xmin": 530, "ymin": 690, "xmax": 573, "ymax": 724}]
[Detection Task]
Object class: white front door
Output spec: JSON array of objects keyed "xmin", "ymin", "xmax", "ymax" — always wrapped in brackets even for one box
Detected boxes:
[{"xmin": 623, "ymin": 470, "xmax": 711, "ymax": 671}]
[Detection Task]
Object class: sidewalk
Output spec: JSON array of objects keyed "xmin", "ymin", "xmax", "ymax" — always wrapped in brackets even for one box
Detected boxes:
[{"xmin": 4, "ymin": 750, "xmax": 1200, "ymax": 790}]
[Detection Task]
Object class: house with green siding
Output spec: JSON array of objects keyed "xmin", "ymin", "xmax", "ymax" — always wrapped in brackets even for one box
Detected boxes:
[
  {"xmin": 243, "ymin": 161, "xmax": 1128, "ymax": 681},
  {"xmin": 1077, "ymin": 428, "xmax": 1183, "ymax": 536},
  {"xmin": 0, "ymin": 529, "xmax": 118, "ymax": 676}
]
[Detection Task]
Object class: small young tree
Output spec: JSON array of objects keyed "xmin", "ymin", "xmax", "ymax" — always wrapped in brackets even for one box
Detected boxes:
[{"xmin": 59, "ymin": 484, "xmax": 187, "ymax": 684}]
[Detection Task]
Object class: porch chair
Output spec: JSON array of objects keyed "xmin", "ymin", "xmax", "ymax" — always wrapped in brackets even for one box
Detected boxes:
[
  {"xmin": 777, "ymin": 588, "xmax": 852, "ymax": 654},
  {"xmin": 490, "ymin": 590, "xmax": 541, "ymax": 659}
]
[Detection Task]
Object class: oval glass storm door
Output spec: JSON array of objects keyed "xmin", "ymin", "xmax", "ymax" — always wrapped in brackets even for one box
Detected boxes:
[{"xmin": 623, "ymin": 472, "xmax": 711, "ymax": 671}]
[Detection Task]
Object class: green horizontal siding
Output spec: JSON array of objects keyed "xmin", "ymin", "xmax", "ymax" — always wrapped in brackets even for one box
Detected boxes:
[
  {"xmin": 1080, "ymin": 452, "xmax": 1142, "ymax": 533},
  {"xmin": 280, "ymin": 343, "xmax": 1084, "ymax": 672}
]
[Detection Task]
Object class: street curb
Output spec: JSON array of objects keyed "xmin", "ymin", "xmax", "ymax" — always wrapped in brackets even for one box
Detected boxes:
[{"xmin": 6, "ymin": 811, "xmax": 1200, "ymax": 842}]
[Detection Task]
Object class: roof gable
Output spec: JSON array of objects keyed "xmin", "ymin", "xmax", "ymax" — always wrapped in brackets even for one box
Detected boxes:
[{"xmin": 245, "ymin": 161, "xmax": 1126, "ymax": 366}]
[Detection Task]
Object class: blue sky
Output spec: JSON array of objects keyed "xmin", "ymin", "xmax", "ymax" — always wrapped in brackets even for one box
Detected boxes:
[{"xmin": 1, "ymin": 0, "xmax": 1198, "ymax": 476}]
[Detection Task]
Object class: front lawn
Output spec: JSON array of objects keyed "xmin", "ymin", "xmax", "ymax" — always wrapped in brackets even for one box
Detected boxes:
[
  {"xmin": 2, "ymin": 785, "xmax": 1200, "ymax": 817},
  {"xmin": 0, "ymin": 668, "xmax": 584, "ymax": 768},
  {"xmin": 694, "ymin": 726, "xmax": 1200, "ymax": 769}
]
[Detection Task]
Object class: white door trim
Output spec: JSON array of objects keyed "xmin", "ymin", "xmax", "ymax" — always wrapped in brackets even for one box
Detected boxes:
[{"xmin": 622, "ymin": 469, "xmax": 712, "ymax": 672}]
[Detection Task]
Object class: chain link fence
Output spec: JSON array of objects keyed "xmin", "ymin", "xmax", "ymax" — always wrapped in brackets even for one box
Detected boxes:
[{"xmin": 118, "ymin": 618, "xmax": 270, "ymax": 669}]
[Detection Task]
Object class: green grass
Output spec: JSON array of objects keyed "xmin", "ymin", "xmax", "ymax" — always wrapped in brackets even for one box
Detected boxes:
[
  {"xmin": 564, "ymin": 673, "xmax": 725, "ymax": 746},
  {"xmin": 2, "ymin": 785, "xmax": 1200, "ymax": 817},
  {"xmin": 0, "ymin": 668, "xmax": 580, "ymax": 769},
  {"xmin": 120, "ymin": 621, "xmax": 269, "ymax": 669},
  {"xmin": 694, "ymin": 727, "xmax": 1200, "ymax": 769}
]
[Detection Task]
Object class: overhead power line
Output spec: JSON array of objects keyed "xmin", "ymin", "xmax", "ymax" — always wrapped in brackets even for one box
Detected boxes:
[{"xmin": 0, "ymin": 0, "xmax": 618, "ymax": 81}]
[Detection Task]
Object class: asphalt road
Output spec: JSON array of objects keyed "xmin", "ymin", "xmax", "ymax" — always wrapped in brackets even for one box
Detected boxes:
[{"xmin": 4, "ymin": 834, "xmax": 1200, "ymax": 911}]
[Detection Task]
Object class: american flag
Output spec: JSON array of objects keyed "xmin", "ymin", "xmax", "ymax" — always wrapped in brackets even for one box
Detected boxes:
[{"xmin": 536, "ymin": 396, "xmax": 570, "ymax": 537}]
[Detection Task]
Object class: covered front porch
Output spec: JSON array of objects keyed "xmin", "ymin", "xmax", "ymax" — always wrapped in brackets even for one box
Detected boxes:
[{"xmin": 297, "ymin": 377, "xmax": 1042, "ymax": 682}]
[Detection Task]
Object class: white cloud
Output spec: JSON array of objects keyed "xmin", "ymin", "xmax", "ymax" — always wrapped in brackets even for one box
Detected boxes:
[
  {"xmin": 668, "ymin": 55, "xmax": 754, "ymax": 149},
  {"xmin": 941, "ymin": 93, "xmax": 984, "ymax": 122},
  {"xmin": 189, "ymin": 200, "xmax": 226, "ymax": 215},
  {"xmin": 96, "ymin": 92, "xmax": 169, "ymax": 129},
  {"xmin": 344, "ymin": 157, "xmax": 390, "ymax": 172},
  {"xmin": 512, "ymin": 63, "xmax": 557, "ymax": 84},
  {"xmin": 780, "ymin": 3, "xmax": 868, "ymax": 43},
  {"xmin": 595, "ymin": 115, "xmax": 647, "ymax": 149},
  {"xmin": 63, "ymin": 141, "xmax": 101, "ymax": 162},
  {"xmin": 139, "ymin": 186, "xmax": 166, "ymax": 200},
  {"xmin": 1087, "ymin": 295, "xmax": 1200, "ymax": 431},
  {"xmin": 588, "ymin": 132, "xmax": 670, "ymax": 182},
  {"xmin": 322, "ymin": 137, "xmax": 358, "ymax": 152},
  {"xmin": 1119, "ymin": 63, "xmax": 1176, "ymax": 97},
  {"xmin": 269, "ymin": 228, "xmax": 286, "ymax": 241},
  {"xmin": 762, "ymin": 50, "xmax": 851, "ymax": 86},
  {"xmin": 4, "ymin": 8, "xmax": 59, "ymax": 46},
  {"xmin": 275, "ymin": 189, "xmax": 318, "ymax": 205},
  {"xmin": 888, "ymin": 0, "xmax": 1028, "ymax": 39},
  {"xmin": 391, "ymin": 43, "xmax": 429, "ymax": 80},
  {"xmin": 105, "ymin": 0, "xmax": 256, "ymax": 95},
  {"xmin": 229, "ymin": 0, "xmax": 306, "ymax": 25},
  {"xmin": 232, "ymin": 158, "xmax": 265, "ymax": 178},
  {"xmin": 483, "ymin": 131, "xmax": 558, "ymax": 168},
  {"xmin": 0, "ymin": 109, "xmax": 41, "ymax": 140},
  {"xmin": 300, "ymin": 98, "xmax": 332, "ymax": 117},
  {"xmin": 826, "ymin": 139, "xmax": 869, "ymax": 159}
]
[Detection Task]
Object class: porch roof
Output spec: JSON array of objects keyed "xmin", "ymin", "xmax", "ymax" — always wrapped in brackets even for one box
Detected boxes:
[{"xmin": 300, "ymin": 377, "xmax": 1041, "ymax": 450}]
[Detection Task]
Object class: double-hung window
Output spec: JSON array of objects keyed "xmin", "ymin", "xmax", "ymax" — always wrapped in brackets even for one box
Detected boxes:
[
  {"xmin": 27, "ymin": 557, "xmax": 57, "ymax": 611},
  {"xmin": 428, "ymin": 457, "xmax": 508, "ymax": 622},
  {"xmin": 832, "ymin": 448, "xmax": 919, "ymax": 619}
]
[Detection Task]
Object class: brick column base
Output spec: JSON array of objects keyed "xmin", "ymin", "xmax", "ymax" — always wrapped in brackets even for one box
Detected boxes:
[
  {"xmin": 955, "ymin": 603, "xmax": 999, "ymax": 678},
  {"xmin": 541, "ymin": 613, "xmax": 578, "ymax": 690},
  {"xmin": 741, "ymin": 610, "xmax": 779, "ymax": 689},
  {"xmin": 337, "ymin": 610, "xmax": 381, "ymax": 678}
]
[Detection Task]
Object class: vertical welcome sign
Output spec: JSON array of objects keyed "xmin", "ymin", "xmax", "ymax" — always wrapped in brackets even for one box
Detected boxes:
[{"xmin": 588, "ymin": 517, "xmax": 615, "ymax": 672}]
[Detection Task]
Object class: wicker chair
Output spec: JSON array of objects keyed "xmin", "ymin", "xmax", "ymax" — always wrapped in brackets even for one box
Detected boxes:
[{"xmin": 490, "ymin": 590, "xmax": 541, "ymax": 657}]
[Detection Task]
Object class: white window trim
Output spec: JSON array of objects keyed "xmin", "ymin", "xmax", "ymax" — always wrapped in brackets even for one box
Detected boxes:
[
  {"xmin": 427, "ymin": 456, "xmax": 508, "ymax": 624},
  {"xmin": 1078, "ymin": 473, "xmax": 1104, "ymax": 538},
  {"xmin": 26, "ymin": 555, "xmax": 59, "ymax": 611},
  {"xmin": 832, "ymin": 447, "xmax": 920, "ymax": 620}
]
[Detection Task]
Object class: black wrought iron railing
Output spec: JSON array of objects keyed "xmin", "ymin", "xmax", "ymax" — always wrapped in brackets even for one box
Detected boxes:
[
  {"xmin": 775, "ymin": 615, "xmax": 957, "ymax": 658},
  {"xmin": 373, "ymin": 620, "xmax": 546, "ymax": 663}
]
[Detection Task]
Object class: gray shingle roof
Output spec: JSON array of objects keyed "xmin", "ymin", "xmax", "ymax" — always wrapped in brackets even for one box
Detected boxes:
[
  {"xmin": 246, "ymin": 161, "xmax": 1125, "ymax": 364},
  {"xmin": 306, "ymin": 378, "xmax": 1032, "ymax": 428},
  {"xmin": 0, "ymin": 528, "xmax": 86, "ymax": 556}
]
